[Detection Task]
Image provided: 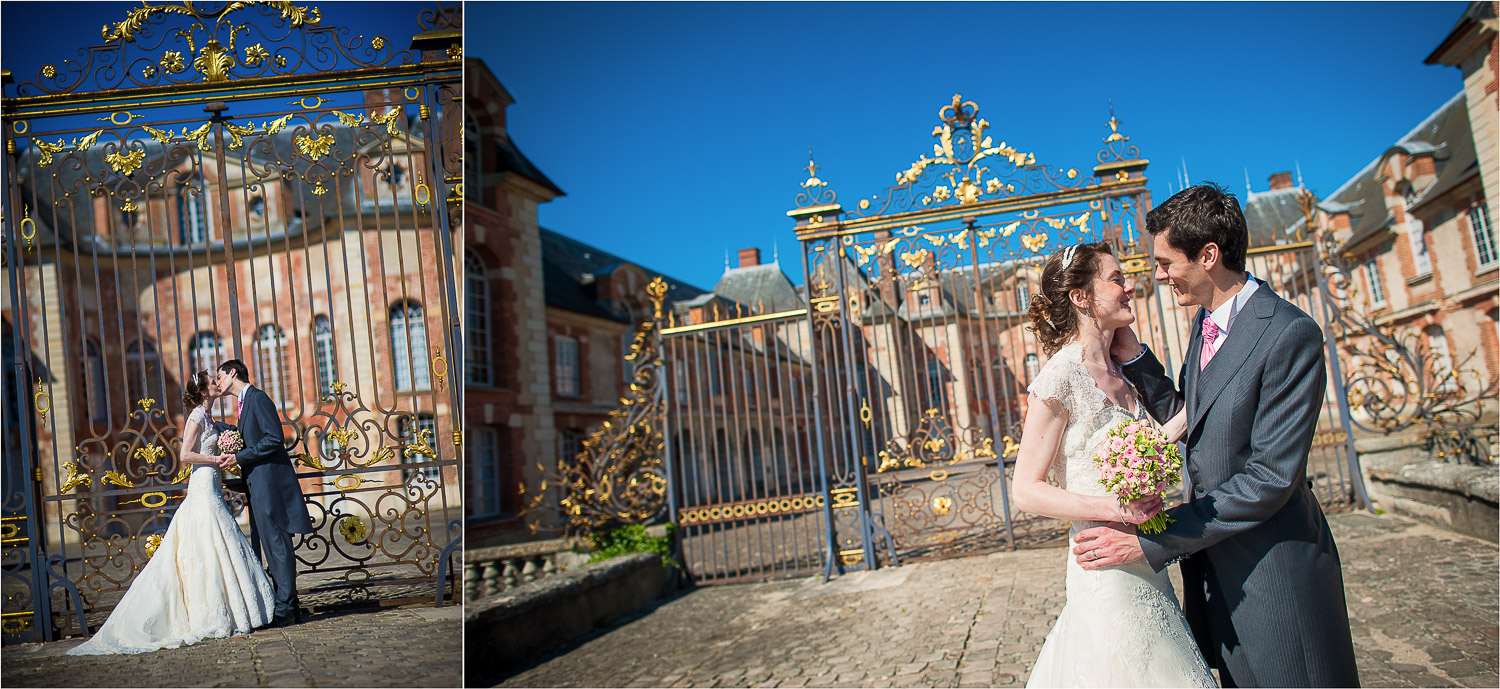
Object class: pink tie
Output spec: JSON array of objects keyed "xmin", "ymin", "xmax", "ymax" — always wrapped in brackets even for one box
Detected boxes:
[
  {"xmin": 237, "ymin": 395, "xmax": 244, "ymax": 415},
  {"xmin": 1200, "ymin": 315, "xmax": 1220, "ymax": 370}
]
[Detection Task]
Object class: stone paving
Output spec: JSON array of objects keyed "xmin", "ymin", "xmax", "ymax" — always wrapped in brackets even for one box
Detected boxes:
[
  {"xmin": 1, "ymin": 603, "xmax": 461, "ymax": 688},
  {"xmin": 496, "ymin": 511, "xmax": 1498, "ymax": 688}
]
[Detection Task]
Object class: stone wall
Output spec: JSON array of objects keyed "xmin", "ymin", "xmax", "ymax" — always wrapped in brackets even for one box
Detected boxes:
[
  {"xmin": 1357, "ymin": 432, "xmax": 1498, "ymax": 542},
  {"xmin": 464, "ymin": 551, "xmax": 669, "ymax": 686}
]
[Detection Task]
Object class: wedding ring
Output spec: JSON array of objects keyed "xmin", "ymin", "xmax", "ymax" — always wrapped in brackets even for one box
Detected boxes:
[{"xmin": 1091, "ymin": 549, "xmax": 1099, "ymax": 560}]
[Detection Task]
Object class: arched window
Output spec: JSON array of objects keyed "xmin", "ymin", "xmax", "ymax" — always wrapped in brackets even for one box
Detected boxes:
[
  {"xmin": 926, "ymin": 360, "xmax": 947, "ymax": 407},
  {"xmin": 124, "ymin": 339, "xmax": 164, "ymax": 407},
  {"xmin": 465, "ymin": 251, "xmax": 492, "ymax": 386},
  {"xmin": 186, "ymin": 331, "xmax": 228, "ymax": 413},
  {"xmin": 314, "ymin": 315, "xmax": 337, "ymax": 395},
  {"xmin": 176, "ymin": 177, "xmax": 207, "ymax": 244},
  {"xmin": 1025, "ymin": 353, "xmax": 1040, "ymax": 381},
  {"xmin": 1425, "ymin": 325, "xmax": 1456, "ymax": 393},
  {"xmin": 83, "ymin": 338, "xmax": 106, "ymax": 421},
  {"xmin": 390, "ymin": 301, "xmax": 430, "ymax": 391},
  {"xmin": 467, "ymin": 426, "xmax": 500, "ymax": 519},
  {"xmin": 253, "ymin": 324, "xmax": 290, "ymax": 406}
]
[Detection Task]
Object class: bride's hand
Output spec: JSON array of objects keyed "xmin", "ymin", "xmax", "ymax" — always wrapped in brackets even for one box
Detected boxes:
[
  {"xmin": 1113, "ymin": 496, "xmax": 1163, "ymax": 525},
  {"xmin": 1162, "ymin": 409, "xmax": 1188, "ymax": 444}
]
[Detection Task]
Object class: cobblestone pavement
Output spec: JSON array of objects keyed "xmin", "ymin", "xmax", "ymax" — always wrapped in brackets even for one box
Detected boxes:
[
  {"xmin": 1, "ymin": 603, "xmax": 461, "ymax": 688},
  {"xmin": 496, "ymin": 512, "xmax": 1497, "ymax": 688}
]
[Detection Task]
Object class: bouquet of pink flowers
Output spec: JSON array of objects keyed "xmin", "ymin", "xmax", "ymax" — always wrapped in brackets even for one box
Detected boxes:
[
  {"xmin": 1094, "ymin": 419, "xmax": 1183, "ymax": 534},
  {"xmin": 217, "ymin": 429, "xmax": 244, "ymax": 454}
]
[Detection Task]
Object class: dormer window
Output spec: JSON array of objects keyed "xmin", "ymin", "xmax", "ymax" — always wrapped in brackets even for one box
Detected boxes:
[
  {"xmin": 387, "ymin": 164, "xmax": 405, "ymax": 189},
  {"xmin": 1403, "ymin": 184, "xmax": 1419, "ymax": 208},
  {"xmin": 249, "ymin": 195, "xmax": 265, "ymax": 218}
]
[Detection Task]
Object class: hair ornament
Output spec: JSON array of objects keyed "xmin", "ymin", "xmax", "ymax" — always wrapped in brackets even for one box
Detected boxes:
[{"xmin": 1059, "ymin": 244, "xmax": 1080, "ymax": 271}]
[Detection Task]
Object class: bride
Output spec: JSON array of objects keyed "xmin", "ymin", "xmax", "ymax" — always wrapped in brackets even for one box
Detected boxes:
[
  {"xmin": 1012, "ymin": 242, "xmax": 1215, "ymax": 687},
  {"xmin": 69, "ymin": 370, "xmax": 275, "ymax": 655}
]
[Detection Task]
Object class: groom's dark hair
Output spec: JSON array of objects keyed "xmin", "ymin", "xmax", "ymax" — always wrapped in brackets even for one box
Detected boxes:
[
  {"xmin": 218, "ymin": 359, "xmax": 250, "ymax": 383},
  {"xmin": 1145, "ymin": 182, "xmax": 1248, "ymax": 272}
]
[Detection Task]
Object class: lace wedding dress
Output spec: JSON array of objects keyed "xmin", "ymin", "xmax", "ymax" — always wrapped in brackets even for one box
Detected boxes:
[
  {"xmin": 69, "ymin": 407, "xmax": 275, "ymax": 655},
  {"xmin": 1024, "ymin": 341, "xmax": 1215, "ymax": 687}
]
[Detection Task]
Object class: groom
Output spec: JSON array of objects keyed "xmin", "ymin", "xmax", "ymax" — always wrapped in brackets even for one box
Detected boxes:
[
  {"xmin": 215, "ymin": 360, "xmax": 314, "ymax": 628},
  {"xmin": 1073, "ymin": 183, "xmax": 1358, "ymax": 687}
]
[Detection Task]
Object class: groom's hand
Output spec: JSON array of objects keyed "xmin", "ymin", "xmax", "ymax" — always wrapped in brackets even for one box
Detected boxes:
[
  {"xmin": 1110, "ymin": 325, "xmax": 1144, "ymax": 363},
  {"xmin": 218, "ymin": 454, "xmax": 238, "ymax": 471},
  {"xmin": 1073, "ymin": 523, "xmax": 1145, "ymax": 569}
]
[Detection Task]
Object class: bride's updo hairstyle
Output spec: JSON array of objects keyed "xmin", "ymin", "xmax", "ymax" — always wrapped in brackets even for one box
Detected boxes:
[
  {"xmin": 1026, "ymin": 241, "xmax": 1114, "ymax": 356},
  {"xmin": 182, "ymin": 370, "xmax": 212, "ymax": 408}
]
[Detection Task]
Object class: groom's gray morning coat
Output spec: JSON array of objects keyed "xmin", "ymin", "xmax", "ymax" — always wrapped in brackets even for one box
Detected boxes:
[
  {"xmin": 235, "ymin": 386, "xmax": 313, "ymax": 535},
  {"xmin": 1124, "ymin": 285, "xmax": 1358, "ymax": 687}
]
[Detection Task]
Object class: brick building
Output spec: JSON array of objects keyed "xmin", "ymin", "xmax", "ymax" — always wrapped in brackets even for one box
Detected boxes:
[{"xmin": 464, "ymin": 59, "xmax": 709, "ymax": 546}]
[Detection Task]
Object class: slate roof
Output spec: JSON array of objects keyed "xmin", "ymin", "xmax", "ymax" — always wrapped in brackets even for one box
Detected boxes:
[
  {"xmin": 539, "ymin": 227, "xmax": 710, "ymax": 322},
  {"xmin": 1321, "ymin": 91, "xmax": 1473, "ymax": 252},
  {"xmin": 711, "ymin": 263, "xmax": 801, "ymax": 313},
  {"xmin": 1242, "ymin": 187, "xmax": 1310, "ymax": 247},
  {"xmin": 497, "ymin": 135, "xmax": 564, "ymax": 197}
]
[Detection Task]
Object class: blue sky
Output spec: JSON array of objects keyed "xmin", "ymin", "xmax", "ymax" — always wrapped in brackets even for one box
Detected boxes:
[{"xmin": 473, "ymin": 1, "xmax": 1469, "ymax": 291}]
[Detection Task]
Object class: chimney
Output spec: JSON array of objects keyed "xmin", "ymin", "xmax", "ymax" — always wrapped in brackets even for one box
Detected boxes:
[
  {"xmin": 1267, "ymin": 172, "xmax": 1294, "ymax": 190},
  {"xmin": 737, "ymin": 247, "xmax": 761, "ymax": 268}
]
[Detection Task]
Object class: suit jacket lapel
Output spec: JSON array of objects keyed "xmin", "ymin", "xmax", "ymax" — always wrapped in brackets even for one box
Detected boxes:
[
  {"xmin": 1188, "ymin": 287, "xmax": 1279, "ymax": 435},
  {"xmin": 1185, "ymin": 308, "xmax": 1205, "ymax": 419}
]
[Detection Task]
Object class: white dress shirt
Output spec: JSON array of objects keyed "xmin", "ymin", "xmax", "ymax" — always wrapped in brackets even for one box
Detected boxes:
[{"xmin": 1124, "ymin": 273, "xmax": 1262, "ymax": 365}]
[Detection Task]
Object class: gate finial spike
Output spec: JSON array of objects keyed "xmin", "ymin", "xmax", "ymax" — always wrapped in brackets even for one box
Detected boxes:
[
  {"xmin": 1295, "ymin": 160, "xmax": 1304, "ymax": 189},
  {"xmin": 1245, "ymin": 167, "xmax": 1253, "ymax": 197}
]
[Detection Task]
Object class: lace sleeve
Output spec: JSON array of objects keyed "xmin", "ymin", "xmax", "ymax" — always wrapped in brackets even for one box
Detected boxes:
[{"xmin": 1027, "ymin": 357, "xmax": 1071, "ymax": 405}]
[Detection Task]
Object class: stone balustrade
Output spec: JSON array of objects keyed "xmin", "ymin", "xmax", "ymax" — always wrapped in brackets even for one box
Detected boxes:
[{"xmin": 463, "ymin": 524, "xmax": 670, "ymax": 602}]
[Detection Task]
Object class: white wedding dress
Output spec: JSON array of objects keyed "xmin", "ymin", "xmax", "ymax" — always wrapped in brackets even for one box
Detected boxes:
[
  {"xmin": 69, "ymin": 406, "xmax": 276, "ymax": 655},
  {"xmin": 1024, "ymin": 341, "xmax": 1215, "ymax": 687}
]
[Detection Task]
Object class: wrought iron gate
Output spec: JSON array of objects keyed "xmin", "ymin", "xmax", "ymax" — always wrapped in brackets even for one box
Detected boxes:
[
  {"xmin": 2, "ymin": 1, "xmax": 464, "ymax": 643},
  {"xmin": 662, "ymin": 95, "xmax": 1366, "ymax": 584}
]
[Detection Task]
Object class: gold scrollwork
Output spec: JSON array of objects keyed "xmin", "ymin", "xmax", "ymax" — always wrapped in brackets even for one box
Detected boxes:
[
  {"xmin": 33, "ymin": 377, "xmax": 49, "ymax": 423},
  {"xmin": 263, "ymin": 113, "xmax": 295, "ymax": 135},
  {"xmin": 932, "ymin": 495, "xmax": 954, "ymax": 515},
  {"xmin": 140, "ymin": 125, "xmax": 174, "ymax": 144},
  {"xmin": 243, "ymin": 43, "xmax": 270, "ymax": 67},
  {"xmin": 329, "ymin": 380, "xmax": 347, "ymax": 396},
  {"xmin": 343, "ymin": 568, "xmax": 371, "ymax": 584},
  {"xmin": 160, "ymin": 50, "xmax": 187, "ymax": 74},
  {"xmin": 121, "ymin": 492, "xmax": 171, "ymax": 509},
  {"xmin": 453, "ymin": 431, "xmax": 463, "ymax": 448},
  {"xmin": 446, "ymin": 43, "xmax": 461, "ymax": 60},
  {"xmin": 99, "ymin": 111, "xmax": 146, "ymax": 126},
  {"xmin": 311, "ymin": 183, "xmax": 327, "ymax": 196},
  {"xmin": 860, "ymin": 398, "xmax": 872, "ymax": 428},
  {"xmin": 182, "ymin": 122, "xmax": 212, "ymax": 150},
  {"xmin": 133, "ymin": 445, "xmax": 165, "ymax": 466},
  {"xmin": 292, "ymin": 96, "xmax": 332, "ymax": 110},
  {"xmin": 929, "ymin": 469, "xmax": 950, "ymax": 482},
  {"xmin": 838, "ymin": 549, "xmax": 865, "ymax": 566},
  {"xmin": 193, "ymin": 40, "xmax": 235, "ymax": 82},
  {"xmin": 295, "ymin": 133, "xmax": 333, "ymax": 160},
  {"xmin": 42, "ymin": 64, "xmax": 57, "ymax": 78},
  {"xmin": 325, "ymin": 426, "xmax": 356, "ymax": 446},
  {"xmin": 120, "ymin": 199, "xmax": 138, "ymax": 213},
  {"xmin": 829, "ymin": 487, "xmax": 859, "ymax": 509},
  {"xmin": 172, "ymin": 465, "xmax": 192, "ymax": 484},
  {"xmin": 1001, "ymin": 435, "xmax": 1020, "ymax": 458},
  {"xmin": 328, "ymin": 474, "xmax": 381, "ymax": 491},
  {"xmin": 404, "ymin": 428, "xmax": 437, "ymax": 460},
  {"xmin": 339, "ymin": 515, "xmax": 367, "ymax": 544},
  {"xmin": 61, "ymin": 461, "xmax": 91, "ymax": 493},
  {"xmin": 295, "ymin": 452, "xmax": 326, "ymax": 471},
  {"xmin": 431, "ymin": 348, "xmax": 447, "ymax": 391},
  {"xmin": 414, "ymin": 173, "xmax": 431, "ymax": 209},
  {"xmin": 106, "ymin": 148, "xmax": 145, "ymax": 175},
  {"xmin": 371, "ymin": 36, "xmax": 386, "ymax": 50},
  {"xmin": 143, "ymin": 533, "xmax": 163, "ymax": 559},
  {"xmin": 138, "ymin": 397, "xmax": 157, "ymax": 414},
  {"xmin": 223, "ymin": 122, "xmax": 255, "ymax": 150},
  {"xmin": 403, "ymin": 87, "xmax": 421, "ymax": 102},
  {"xmin": 370, "ymin": 107, "xmax": 403, "ymax": 135},
  {"xmin": 331, "ymin": 110, "xmax": 363, "ymax": 128},
  {"xmin": 102, "ymin": 470, "xmax": 134, "ymax": 489},
  {"xmin": 34, "ymin": 139, "xmax": 66, "ymax": 167}
]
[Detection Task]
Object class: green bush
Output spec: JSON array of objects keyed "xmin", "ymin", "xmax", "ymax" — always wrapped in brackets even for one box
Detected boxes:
[{"xmin": 585, "ymin": 523, "xmax": 679, "ymax": 570}]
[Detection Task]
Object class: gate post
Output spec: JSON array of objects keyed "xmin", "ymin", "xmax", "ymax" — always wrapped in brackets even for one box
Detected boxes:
[{"xmin": 793, "ymin": 206, "xmax": 878, "ymax": 578}]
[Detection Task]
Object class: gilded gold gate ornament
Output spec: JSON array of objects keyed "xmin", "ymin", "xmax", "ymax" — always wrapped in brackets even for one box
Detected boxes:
[
  {"xmin": 338, "ymin": 515, "xmax": 367, "ymax": 544},
  {"xmin": 159, "ymin": 51, "xmax": 187, "ymax": 74},
  {"xmin": 243, "ymin": 43, "xmax": 270, "ymax": 67},
  {"xmin": 143, "ymin": 533, "xmax": 164, "ymax": 559},
  {"xmin": 61, "ymin": 461, "xmax": 92, "ymax": 493},
  {"xmin": 133, "ymin": 445, "xmax": 166, "ymax": 466},
  {"xmin": 931, "ymin": 496, "xmax": 954, "ymax": 515},
  {"xmin": 141, "ymin": 126, "xmax": 175, "ymax": 144},
  {"xmin": 295, "ymin": 133, "xmax": 333, "ymax": 160},
  {"xmin": 106, "ymin": 149, "xmax": 145, "ymax": 175},
  {"xmin": 103, "ymin": 470, "xmax": 134, "ymax": 489},
  {"xmin": 33, "ymin": 377, "xmax": 49, "ymax": 424}
]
